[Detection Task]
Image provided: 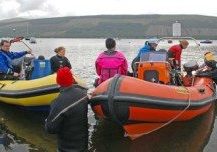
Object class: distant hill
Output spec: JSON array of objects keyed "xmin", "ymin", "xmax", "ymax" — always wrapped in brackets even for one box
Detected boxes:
[{"xmin": 0, "ymin": 15, "xmax": 217, "ymax": 39}]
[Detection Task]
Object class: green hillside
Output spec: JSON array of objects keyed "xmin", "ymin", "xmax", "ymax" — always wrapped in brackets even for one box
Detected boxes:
[{"xmin": 0, "ymin": 15, "xmax": 217, "ymax": 39}]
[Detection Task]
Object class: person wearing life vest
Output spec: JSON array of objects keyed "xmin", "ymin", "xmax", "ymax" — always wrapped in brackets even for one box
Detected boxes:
[
  {"xmin": 198, "ymin": 51, "xmax": 215, "ymax": 69},
  {"xmin": 131, "ymin": 39, "xmax": 158, "ymax": 73},
  {"xmin": 168, "ymin": 40, "xmax": 189, "ymax": 70},
  {"xmin": 95, "ymin": 38, "xmax": 128, "ymax": 86},
  {"xmin": 196, "ymin": 51, "xmax": 217, "ymax": 84},
  {"xmin": 45, "ymin": 67, "xmax": 88, "ymax": 152},
  {"xmin": 0, "ymin": 40, "xmax": 31, "ymax": 80},
  {"xmin": 50, "ymin": 47, "xmax": 72, "ymax": 73}
]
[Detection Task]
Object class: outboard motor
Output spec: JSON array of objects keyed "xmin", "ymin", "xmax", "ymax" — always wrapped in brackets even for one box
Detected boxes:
[
  {"xmin": 183, "ymin": 61, "xmax": 199, "ymax": 86},
  {"xmin": 23, "ymin": 56, "xmax": 35, "ymax": 80},
  {"xmin": 183, "ymin": 61, "xmax": 199, "ymax": 76}
]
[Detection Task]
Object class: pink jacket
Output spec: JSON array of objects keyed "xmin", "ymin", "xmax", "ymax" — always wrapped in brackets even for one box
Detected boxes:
[{"xmin": 95, "ymin": 51, "xmax": 128, "ymax": 85}]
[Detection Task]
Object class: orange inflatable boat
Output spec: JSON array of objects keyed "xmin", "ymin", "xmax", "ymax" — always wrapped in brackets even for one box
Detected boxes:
[{"xmin": 90, "ymin": 51, "xmax": 216, "ymax": 140}]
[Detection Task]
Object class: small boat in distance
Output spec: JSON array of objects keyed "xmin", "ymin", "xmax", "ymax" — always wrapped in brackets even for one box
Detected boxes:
[
  {"xmin": 200, "ymin": 40, "xmax": 212, "ymax": 44},
  {"xmin": 168, "ymin": 39, "xmax": 173, "ymax": 43},
  {"xmin": 25, "ymin": 37, "xmax": 30, "ymax": 41},
  {"xmin": 29, "ymin": 37, "xmax": 36, "ymax": 44}
]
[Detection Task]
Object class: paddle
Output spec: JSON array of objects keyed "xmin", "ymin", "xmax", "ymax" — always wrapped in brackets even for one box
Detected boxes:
[{"xmin": 10, "ymin": 36, "xmax": 34, "ymax": 56}]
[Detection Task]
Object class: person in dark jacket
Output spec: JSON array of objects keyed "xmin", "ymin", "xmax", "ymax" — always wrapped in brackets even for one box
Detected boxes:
[
  {"xmin": 0, "ymin": 40, "xmax": 31, "ymax": 80},
  {"xmin": 196, "ymin": 57, "xmax": 217, "ymax": 84},
  {"xmin": 50, "ymin": 47, "xmax": 72, "ymax": 73},
  {"xmin": 45, "ymin": 67, "xmax": 88, "ymax": 152}
]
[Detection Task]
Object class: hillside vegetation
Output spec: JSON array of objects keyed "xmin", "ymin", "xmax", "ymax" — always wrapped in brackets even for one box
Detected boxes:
[{"xmin": 0, "ymin": 15, "xmax": 217, "ymax": 39}]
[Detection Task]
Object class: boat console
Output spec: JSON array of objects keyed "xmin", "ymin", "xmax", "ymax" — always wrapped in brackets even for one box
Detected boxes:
[{"xmin": 137, "ymin": 51, "xmax": 171, "ymax": 84}]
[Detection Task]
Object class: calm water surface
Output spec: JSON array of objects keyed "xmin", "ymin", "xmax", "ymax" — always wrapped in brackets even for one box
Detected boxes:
[{"xmin": 0, "ymin": 38, "xmax": 217, "ymax": 152}]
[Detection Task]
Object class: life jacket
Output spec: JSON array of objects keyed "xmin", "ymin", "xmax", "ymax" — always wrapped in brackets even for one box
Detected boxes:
[{"xmin": 96, "ymin": 51, "xmax": 127, "ymax": 84}]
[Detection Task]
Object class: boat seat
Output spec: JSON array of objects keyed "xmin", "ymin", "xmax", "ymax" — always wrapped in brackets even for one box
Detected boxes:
[{"xmin": 30, "ymin": 59, "xmax": 52, "ymax": 79}]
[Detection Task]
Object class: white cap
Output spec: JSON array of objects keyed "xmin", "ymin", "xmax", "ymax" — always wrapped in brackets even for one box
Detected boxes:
[{"xmin": 148, "ymin": 39, "xmax": 158, "ymax": 44}]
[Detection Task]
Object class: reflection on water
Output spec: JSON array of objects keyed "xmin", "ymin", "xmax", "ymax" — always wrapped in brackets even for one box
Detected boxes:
[
  {"xmin": 0, "ymin": 39, "xmax": 217, "ymax": 151},
  {"xmin": 0, "ymin": 103, "xmax": 56, "ymax": 151},
  {"xmin": 90, "ymin": 104, "xmax": 215, "ymax": 152}
]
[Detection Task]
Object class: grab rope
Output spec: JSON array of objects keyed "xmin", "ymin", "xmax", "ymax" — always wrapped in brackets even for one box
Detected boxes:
[
  {"xmin": 125, "ymin": 86, "xmax": 191, "ymax": 139},
  {"xmin": 0, "ymin": 83, "xmax": 6, "ymax": 89}
]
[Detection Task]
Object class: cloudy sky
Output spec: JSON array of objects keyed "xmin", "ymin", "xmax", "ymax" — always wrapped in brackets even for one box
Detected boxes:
[{"xmin": 0, "ymin": 0, "xmax": 216, "ymax": 20}]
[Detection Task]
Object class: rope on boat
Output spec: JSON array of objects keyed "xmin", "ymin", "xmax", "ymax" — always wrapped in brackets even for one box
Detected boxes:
[
  {"xmin": 0, "ymin": 83, "xmax": 6, "ymax": 89},
  {"xmin": 125, "ymin": 87, "xmax": 191, "ymax": 139}
]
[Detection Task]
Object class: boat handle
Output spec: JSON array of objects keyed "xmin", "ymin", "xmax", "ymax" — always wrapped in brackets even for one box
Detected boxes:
[{"xmin": 198, "ymin": 88, "xmax": 205, "ymax": 93}]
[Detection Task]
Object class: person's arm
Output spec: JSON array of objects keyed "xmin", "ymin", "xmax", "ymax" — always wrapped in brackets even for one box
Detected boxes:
[
  {"xmin": 196, "ymin": 69, "xmax": 217, "ymax": 78},
  {"xmin": 138, "ymin": 46, "xmax": 149, "ymax": 59},
  {"xmin": 45, "ymin": 100, "xmax": 64, "ymax": 134},
  {"xmin": 50, "ymin": 57, "xmax": 56, "ymax": 73},
  {"xmin": 8, "ymin": 51, "xmax": 28, "ymax": 59},
  {"xmin": 123, "ymin": 58, "xmax": 128, "ymax": 75},
  {"xmin": 0, "ymin": 55, "xmax": 13, "ymax": 74},
  {"xmin": 121, "ymin": 55, "xmax": 128, "ymax": 75},
  {"xmin": 174, "ymin": 49, "xmax": 181, "ymax": 67},
  {"xmin": 95, "ymin": 57, "xmax": 101, "ymax": 76},
  {"xmin": 137, "ymin": 49, "xmax": 142, "ymax": 58},
  {"xmin": 65, "ymin": 57, "xmax": 72, "ymax": 69}
]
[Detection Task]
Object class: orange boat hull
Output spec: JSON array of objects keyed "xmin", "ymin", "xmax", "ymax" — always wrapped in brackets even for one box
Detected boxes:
[{"xmin": 90, "ymin": 75, "xmax": 215, "ymax": 139}]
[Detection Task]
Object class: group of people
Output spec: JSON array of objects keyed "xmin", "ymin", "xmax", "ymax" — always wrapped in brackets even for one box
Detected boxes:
[{"xmin": 1, "ymin": 37, "xmax": 217, "ymax": 151}]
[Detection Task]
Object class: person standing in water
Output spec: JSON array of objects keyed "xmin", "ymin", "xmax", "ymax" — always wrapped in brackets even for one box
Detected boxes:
[
  {"xmin": 95, "ymin": 38, "xmax": 128, "ymax": 86},
  {"xmin": 50, "ymin": 47, "xmax": 71, "ymax": 73},
  {"xmin": 45, "ymin": 67, "xmax": 88, "ymax": 152}
]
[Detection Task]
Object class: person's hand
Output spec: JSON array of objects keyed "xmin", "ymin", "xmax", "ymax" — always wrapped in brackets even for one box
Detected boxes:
[
  {"xmin": 26, "ymin": 50, "xmax": 32, "ymax": 54},
  {"xmin": 175, "ymin": 66, "xmax": 181, "ymax": 71},
  {"xmin": 13, "ymin": 72, "xmax": 19, "ymax": 77}
]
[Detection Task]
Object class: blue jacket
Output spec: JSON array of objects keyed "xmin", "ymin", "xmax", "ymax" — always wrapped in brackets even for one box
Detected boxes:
[
  {"xmin": 136, "ymin": 44, "xmax": 152, "ymax": 58},
  {"xmin": 0, "ymin": 50, "xmax": 27, "ymax": 74}
]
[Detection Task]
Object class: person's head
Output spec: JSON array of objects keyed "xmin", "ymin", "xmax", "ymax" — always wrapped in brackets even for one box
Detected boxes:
[
  {"xmin": 1, "ymin": 40, "xmax": 11, "ymax": 52},
  {"xmin": 147, "ymin": 39, "xmax": 158, "ymax": 50},
  {"xmin": 56, "ymin": 67, "xmax": 75, "ymax": 87},
  {"xmin": 204, "ymin": 51, "xmax": 217, "ymax": 69},
  {"xmin": 105, "ymin": 38, "xmax": 116, "ymax": 51},
  {"xmin": 54, "ymin": 46, "xmax": 66, "ymax": 56},
  {"xmin": 204, "ymin": 51, "xmax": 215, "ymax": 61},
  {"xmin": 180, "ymin": 40, "xmax": 189, "ymax": 49},
  {"xmin": 38, "ymin": 55, "xmax": 45, "ymax": 60}
]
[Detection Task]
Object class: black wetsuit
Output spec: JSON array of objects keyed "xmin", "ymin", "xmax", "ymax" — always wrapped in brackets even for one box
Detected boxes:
[
  {"xmin": 197, "ymin": 69, "xmax": 217, "ymax": 83},
  {"xmin": 50, "ymin": 55, "xmax": 71, "ymax": 73},
  {"xmin": 196, "ymin": 60, "xmax": 217, "ymax": 84},
  {"xmin": 45, "ymin": 85, "xmax": 88, "ymax": 152}
]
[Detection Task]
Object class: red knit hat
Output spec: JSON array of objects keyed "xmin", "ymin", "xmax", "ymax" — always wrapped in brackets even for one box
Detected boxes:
[{"xmin": 56, "ymin": 67, "xmax": 75, "ymax": 87}]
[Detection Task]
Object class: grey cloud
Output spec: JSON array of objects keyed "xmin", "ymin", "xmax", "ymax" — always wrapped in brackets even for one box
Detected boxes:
[
  {"xmin": 0, "ymin": 0, "xmax": 19, "ymax": 19},
  {"xmin": 16, "ymin": 0, "xmax": 49, "ymax": 12},
  {"xmin": 0, "ymin": 0, "xmax": 61, "ymax": 19}
]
